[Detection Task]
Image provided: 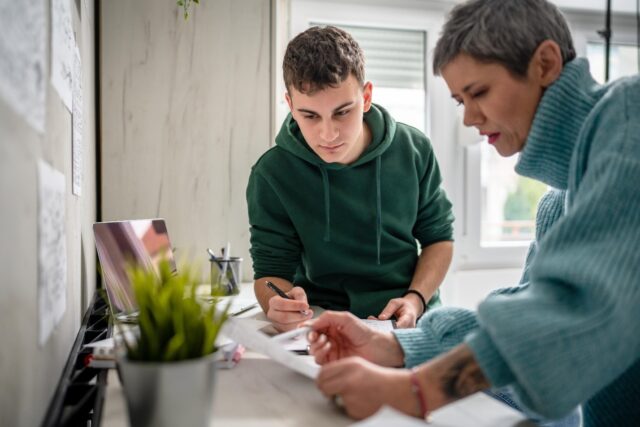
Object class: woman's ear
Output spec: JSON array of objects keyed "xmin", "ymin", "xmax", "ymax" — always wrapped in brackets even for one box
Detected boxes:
[{"xmin": 531, "ymin": 40, "xmax": 564, "ymax": 88}]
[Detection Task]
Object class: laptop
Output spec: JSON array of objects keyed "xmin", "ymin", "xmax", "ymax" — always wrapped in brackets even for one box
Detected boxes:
[{"xmin": 93, "ymin": 218, "xmax": 177, "ymax": 321}]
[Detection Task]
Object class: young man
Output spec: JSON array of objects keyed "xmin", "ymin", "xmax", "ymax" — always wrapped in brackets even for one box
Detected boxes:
[{"xmin": 246, "ymin": 26, "xmax": 454, "ymax": 331}]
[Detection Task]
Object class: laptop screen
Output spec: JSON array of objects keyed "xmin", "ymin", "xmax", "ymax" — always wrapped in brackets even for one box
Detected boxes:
[{"xmin": 93, "ymin": 219, "xmax": 176, "ymax": 319}]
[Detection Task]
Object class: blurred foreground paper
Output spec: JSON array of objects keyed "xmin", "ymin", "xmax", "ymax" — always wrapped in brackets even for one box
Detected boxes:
[
  {"xmin": 38, "ymin": 160, "xmax": 67, "ymax": 346},
  {"xmin": 0, "ymin": 0, "xmax": 46, "ymax": 133},
  {"xmin": 350, "ymin": 393, "xmax": 531, "ymax": 427}
]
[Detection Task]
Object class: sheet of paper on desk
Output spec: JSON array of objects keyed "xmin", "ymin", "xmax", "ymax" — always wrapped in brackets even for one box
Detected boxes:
[
  {"xmin": 281, "ymin": 318, "xmax": 395, "ymax": 352},
  {"xmin": 350, "ymin": 393, "xmax": 529, "ymax": 427},
  {"xmin": 222, "ymin": 317, "xmax": 320, "ymax": 379},
  {"xmin": 197, "ymin": 284, "xmax": 260, "ymax": 317}
]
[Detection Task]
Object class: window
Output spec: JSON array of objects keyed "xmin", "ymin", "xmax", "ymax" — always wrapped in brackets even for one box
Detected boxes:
[
  {"xmin": 310, "ymin": 23, "xmax": 427, "ymax": 132},
  {"xmin": 480, "ymin": 144, "xmax": 547, "ymax": 244},
  {"xmin": 460, "ymin": 142, "xmax": 536, "ymax": 269},
  {"xmin": 288, "ymin": 1, "xmax": 639, "ymax": 271},
  {"xmin": 459, "ymin": 9, "xmax": 640, "ymax": 268},
  {"xmin": 586, "ymin": 42, "xmax": 639, "ymax": 83}
]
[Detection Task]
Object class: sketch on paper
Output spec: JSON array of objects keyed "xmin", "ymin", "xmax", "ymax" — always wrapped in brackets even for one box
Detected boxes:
[
  {"xmin": 38, "ymin": 161, "xmax": 67, "ymax": 346},
  {"xmin": 51, "ymin": 0, "xmax": 75, "ymax": 111},
  {"xmin": 0, "ymin": 0, "xmax": 46, "ymax": 133},
  {"xmin": 72, "ymin": 45, "xmax": 83, "ymax": 196}
]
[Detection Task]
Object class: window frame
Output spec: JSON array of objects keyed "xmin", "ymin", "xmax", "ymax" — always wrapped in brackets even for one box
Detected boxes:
[
  {"xmin": 287, "ymin": 1, "xmax": 639, "ymax": 272},
  {"xmin": 456, "ymin": 8, "xmax": 639, "ymax": 270}
]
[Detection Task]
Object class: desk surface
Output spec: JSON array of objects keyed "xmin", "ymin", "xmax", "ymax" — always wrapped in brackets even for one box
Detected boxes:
[
  {"xmin": 102, "ymin": 352, "xmax": 351, "ymax": 427},
  {"xmin": 102, "ymin": 353, "xmax": 531, "ymax": 427},
  {"xmin": 100, "ymin": 286, "xmax": 530, "ymax": 427}
]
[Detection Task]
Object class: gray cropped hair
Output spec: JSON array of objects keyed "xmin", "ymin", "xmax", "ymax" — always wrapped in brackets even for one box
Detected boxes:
[{"xmin": 432, "ymin": 0, "xmax": 576, "ymax": 76}]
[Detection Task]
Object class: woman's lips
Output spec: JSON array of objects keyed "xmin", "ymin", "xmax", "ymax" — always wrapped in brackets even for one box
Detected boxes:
[{"xmin": 488, "ymin": 133, "xmax": 500, "ymax": 144}]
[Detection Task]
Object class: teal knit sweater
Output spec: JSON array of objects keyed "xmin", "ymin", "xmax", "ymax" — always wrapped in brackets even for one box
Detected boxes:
[{"xmin": 394, "ymin": 59, "xmax": 640, "ymax": 425}]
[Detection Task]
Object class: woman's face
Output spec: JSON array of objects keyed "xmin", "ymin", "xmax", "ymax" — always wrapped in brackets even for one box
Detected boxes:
[{"xmin": 441, "ymin": 53, "xmax": 545, "ymax": 157}]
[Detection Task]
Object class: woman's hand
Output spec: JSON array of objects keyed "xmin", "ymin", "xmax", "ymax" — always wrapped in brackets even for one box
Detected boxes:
[
  {"xmin": 316, "ymin": 357, "xmax": 419, "ymax": 420},
  {"xmin": 308, "ymin": 311, "xmax": 404, "ymax": 367},
  {"xmin": 267, "ymin": 286, "xmax": 313, "ymax": 332}
]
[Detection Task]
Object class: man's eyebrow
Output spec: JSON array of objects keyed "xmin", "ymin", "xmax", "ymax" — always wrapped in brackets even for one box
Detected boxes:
[
  {"xmin": 332, "ymin": 102, "xmax": 354, "ymax": 112},
  {"xmin": 296, "ymin": 102, "xmax": 354, "ymax": 115}
]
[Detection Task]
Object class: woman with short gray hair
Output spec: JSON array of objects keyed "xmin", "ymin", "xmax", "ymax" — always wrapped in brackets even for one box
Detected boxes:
[{"xmin": 306, "ymin": 0, "xmax": 640, "ymax": 425}]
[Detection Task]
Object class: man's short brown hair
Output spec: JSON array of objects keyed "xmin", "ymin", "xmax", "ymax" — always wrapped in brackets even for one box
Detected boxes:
[{"xmin": 283, "ymin": 26, "xmax": 365, "ymax": 95}]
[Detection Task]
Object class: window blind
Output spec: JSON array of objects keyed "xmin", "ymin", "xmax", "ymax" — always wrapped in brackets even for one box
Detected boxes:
[{"xmin": 310, "ymin": 22, "xmax": 426, "ymax": 90}]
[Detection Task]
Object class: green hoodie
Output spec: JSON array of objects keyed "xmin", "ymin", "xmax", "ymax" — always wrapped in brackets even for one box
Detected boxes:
[{"xmin": 247, "ymin": 104, "xmax": 453, "ymax": 318}]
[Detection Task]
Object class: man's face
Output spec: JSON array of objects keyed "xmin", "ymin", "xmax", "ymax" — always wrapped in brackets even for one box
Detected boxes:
[
  {"xmin": 286, "ymin": 75, "xmax": 373, "ymax": 165},
  {"xmin": 441, "ymin": 53, "xmax": 544, "ymax": 157}
]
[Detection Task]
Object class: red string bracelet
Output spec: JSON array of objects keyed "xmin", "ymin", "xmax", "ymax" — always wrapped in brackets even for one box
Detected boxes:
[{"xmin": 410, "ymin": 367, "xmax": 430, "ymax": 421}]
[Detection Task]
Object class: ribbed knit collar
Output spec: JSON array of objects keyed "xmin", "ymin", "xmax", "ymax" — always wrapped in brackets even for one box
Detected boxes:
[{"xmin": 515, "ymin": 59, "xmax": 600, "ymax": 189}]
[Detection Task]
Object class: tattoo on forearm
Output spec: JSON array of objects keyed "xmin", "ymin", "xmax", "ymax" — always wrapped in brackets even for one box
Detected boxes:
[{"xmin": 440, "ymin": 349, "xmax": 490, "ymax": 400}]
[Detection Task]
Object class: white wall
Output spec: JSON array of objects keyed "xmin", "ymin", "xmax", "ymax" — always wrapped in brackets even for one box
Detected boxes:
[
  {"xmin": 100, "ymin": 0, "xmax": 273, "ymax": 281},
  {"xmin": 0, "ymin": 1, "xmax": 97, "ymax": 425}
]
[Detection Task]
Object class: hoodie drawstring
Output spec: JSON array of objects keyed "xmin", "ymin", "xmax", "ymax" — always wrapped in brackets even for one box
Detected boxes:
[
  {"xmin": 320, "ymin": 167, "xmax": 331, "ymax": 242},
  {"xmin": 376, "ymin": 156, "xmax": 382, "ymax": 265},
  {"xmin": 319, "ymin": 159, "xmax": 382, "ymax": 263}
]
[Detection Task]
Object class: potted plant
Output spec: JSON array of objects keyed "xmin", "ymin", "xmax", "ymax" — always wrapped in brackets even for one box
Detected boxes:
[{"xmin": 115, "ymin": 258, "xmax": 229, "ymax": 427}]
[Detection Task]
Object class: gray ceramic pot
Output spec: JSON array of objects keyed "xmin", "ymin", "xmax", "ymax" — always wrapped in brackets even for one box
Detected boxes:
[{"xmin": 117, "ymin": 352, "xmax": 218, "ymax": 427}]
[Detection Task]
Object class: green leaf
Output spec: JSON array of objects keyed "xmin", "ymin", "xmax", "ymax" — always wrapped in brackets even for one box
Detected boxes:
[{"xmin": 105, "ymin": 257, "xmax": 227, "ymax": 362}]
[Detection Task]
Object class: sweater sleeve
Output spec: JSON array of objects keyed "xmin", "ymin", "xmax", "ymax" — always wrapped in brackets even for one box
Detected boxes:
[
  {"xmin": 246, "ymin": 169, "xmax": 302, "ymax": 281},
  {"xmin": 412, "ymin": 139, "xmax": 455, "ymax": 246},
  {"xmin": 393, "ymin": 307, "xmax": 479, "ymax": 367},
  {"xmin": 466, "ymin": 136, "xmax": 640, "ymax": 418}
]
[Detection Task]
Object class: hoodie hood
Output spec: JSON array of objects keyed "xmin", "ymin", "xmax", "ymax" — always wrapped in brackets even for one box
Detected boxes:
[{"xmin": 274, "ymin": 104, "xmax": 397, "ymax": 263}]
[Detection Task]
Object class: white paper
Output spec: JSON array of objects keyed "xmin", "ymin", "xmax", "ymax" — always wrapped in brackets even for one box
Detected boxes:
[
  {"xmin": 71, "ymin": 45, "xmax": 83, "ymax": 196},
  {"xmin": 350, "ymin": 406, "xmax": 426, "ymax": 427},
  {"xmin": 38, "ymin": 160, "xmax": 67, "ymax": 346},
  {"xmin": 360, "ymin": 319, "xmax": 395, "ymax": 332},
  {"xmin": 51, "ymin": 0, "xmax": 74, "ymax": 111},
  {"xmin": 351, "ymin": 394, "xmax": 529, "ymax": 427},
  {"xmin": 0, "ymin": 0, "xmax": 46, "ymax": 132},
  {"xmin": 222, "ymin": 317, "xmax": 320, "ymax": 379},
  {"xmin": 279, "ymin": 318, "xmax": 395, "ymax": 353},
  {"xmin": 428, "ymin": 392, "xmax": 529, "ymax": 426}
]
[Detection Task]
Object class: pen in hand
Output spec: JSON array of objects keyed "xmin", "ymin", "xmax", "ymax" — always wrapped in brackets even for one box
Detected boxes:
[{"xmin": 265, "ymin": 280, "xmax": 309, "ymax": 316}]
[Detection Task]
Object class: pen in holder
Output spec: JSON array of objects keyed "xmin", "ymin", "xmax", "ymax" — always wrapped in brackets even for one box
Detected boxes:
[{"xmin": 209, "ymin": 256, "xmax": 242, "ymax": 296}]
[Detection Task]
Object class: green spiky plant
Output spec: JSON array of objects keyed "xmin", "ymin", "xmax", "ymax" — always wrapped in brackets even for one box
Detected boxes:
[
  {"xmin": 117, "ymin": 258, "xmax": 229, "ymax": 362},
  {"xmin": 177, "ymin": 0, "xmax": 200, "ymax": 20}
]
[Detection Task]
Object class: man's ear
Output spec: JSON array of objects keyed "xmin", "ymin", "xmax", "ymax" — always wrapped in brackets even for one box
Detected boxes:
[
  {"xmin": 362, "ymin": 81, "xmax": 373, "ymax": 112},
  {"xmin": 531, "ymin": 40, "xmax": 564, "ymax": 88},
  {"xmin": 285, "ymin": 92, "xmax": 293, "ymax": 111}
]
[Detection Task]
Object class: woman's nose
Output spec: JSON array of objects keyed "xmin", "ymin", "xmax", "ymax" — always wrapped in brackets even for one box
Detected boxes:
[{"xmin": 463, "ymin": 102, "xmax": 485, "ymax": 127}]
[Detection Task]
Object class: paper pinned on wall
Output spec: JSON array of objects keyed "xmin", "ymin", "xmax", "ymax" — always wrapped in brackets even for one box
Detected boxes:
[
  {"xmin": 38, "ymin": 160, "xmax": 67, "ymax": 346},
  {"xmin": 0, "ymin": 0, "xmax": 46, "ymax": 133},
  {"xmin": 51, "ymin": 0, "xmax": 75, "ymax": 111},
  {"xmin": 72, "ymin": 44, "xmax": 83, "ymax": 196}
]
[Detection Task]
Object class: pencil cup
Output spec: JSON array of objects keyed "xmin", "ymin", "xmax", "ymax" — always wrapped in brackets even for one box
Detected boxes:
[{"xmin": 210, "ymin": 257, "xmax": 242, "ymax": 296}]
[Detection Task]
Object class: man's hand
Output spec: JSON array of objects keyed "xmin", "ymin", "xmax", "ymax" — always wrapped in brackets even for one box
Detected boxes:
[
  {"xmin": 370, "ymin": 294, "xmax": 423, "ymax": 328},
  {"xmin": 316, "ymin": 357, "xmax": 419, "ymax": 420},
  {"xmin": 267, "ymin": 286, "xmax": 313, "ymax": 332},
  {"xmin": 308, "ymin": 311, "xmax": 404, "ymax": 367}
]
